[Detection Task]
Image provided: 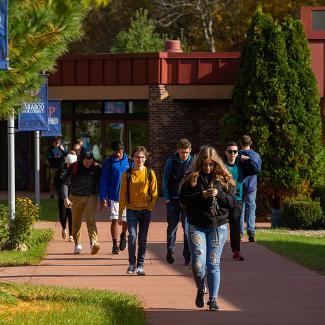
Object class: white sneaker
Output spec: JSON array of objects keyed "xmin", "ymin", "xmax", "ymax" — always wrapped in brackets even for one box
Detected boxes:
[
  {"xmin": 136, "ymin": 267, "xmax": 145, "ymax": 276},
  {"xmin": 74, "ymin": 244, "xmax": 82, "ymax": 254},
  {"xmin": 69, "ymin": 235, "xmax": 74, "ymax": 242},
  {"xmin": 90, "ymin": 242, "xmax": 100, "ymax": 255}
]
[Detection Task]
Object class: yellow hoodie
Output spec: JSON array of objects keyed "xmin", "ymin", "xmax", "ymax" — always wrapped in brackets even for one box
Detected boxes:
[{"xmin": 119, "ymin": 167, "xmax": 158, "ymax": 216}]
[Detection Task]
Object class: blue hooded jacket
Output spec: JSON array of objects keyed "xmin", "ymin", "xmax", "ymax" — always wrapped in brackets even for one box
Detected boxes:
[
  {"xmin": 100, "ymin": 152, "xmax": 130, "ymax": 201},
  {"xmin": 239, "ymin": 149, "xmax": 262, "ymax": 193},
  {"xmin": 163, "ymin": 153, "xmax": 193, "ymax": 201}
]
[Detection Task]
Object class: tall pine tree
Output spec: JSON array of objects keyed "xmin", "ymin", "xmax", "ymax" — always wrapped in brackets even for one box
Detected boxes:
[{"xmin": 222, "ymin": 8, "xmax": 324, "ymax": 203}]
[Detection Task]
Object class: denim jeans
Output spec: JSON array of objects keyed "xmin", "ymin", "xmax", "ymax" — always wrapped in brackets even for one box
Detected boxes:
[
  {"xmin": 188, "ymin": 223, "xmax": 227, "ymax": 300},
  {"xmin": 127, "ymin": 209, "xmax": 151, "ymax": 268},
  {"xmin": 166, "ymin": 200, "xmax": 190, "ymax": 259},
  {"xmin": 240, "ymin": 190, "xmax": 257, "ymax": 235}
]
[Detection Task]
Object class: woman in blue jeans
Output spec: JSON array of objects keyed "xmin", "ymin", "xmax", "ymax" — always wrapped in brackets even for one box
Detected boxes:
[{"xmin": 180, "ymin": 146, "xmax": 237, "ymax": 311}]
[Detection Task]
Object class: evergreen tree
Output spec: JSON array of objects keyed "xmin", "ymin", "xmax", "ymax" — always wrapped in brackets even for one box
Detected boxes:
[
  {"xmin": 111, "ymin": 9, "xmax": 165, "ymax": 53},
  {"xmin": 222, "ymin": 8, "xmax": 324, "ymax": 202},
  {"xmin": 0, "ymin": 0, "xmax": 87, "ymax": 119}
]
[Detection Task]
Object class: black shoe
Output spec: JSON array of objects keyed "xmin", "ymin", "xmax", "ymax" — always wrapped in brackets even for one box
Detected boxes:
[
  {"xmin": 207, "ymin": 299, "xmax": 219, "ymax": 311},
  {"xmin": 119, "ymin": 232, "xmax": 127, "ymax": 251},
  {"xmin": 184, "ymin": 255, "xmax": 191, "ymax": 266},
  {"xmin": 112, "ymin": 246, "xmax": 120, "ymax": 254},
  {"xmin": 166, "ymin": 251, "xmax": 175, "ymax": 264},
  {"xmin": 248, "ymin": 235, "xmax": 255, "ymax": 242},
  {"xmin": 195, "ymin": 289, "xmax": 205, "ymax": 308}
]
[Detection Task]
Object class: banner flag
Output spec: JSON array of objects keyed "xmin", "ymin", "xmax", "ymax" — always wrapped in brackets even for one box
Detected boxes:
[
  {"xmin": 18, "ymin": 75, "xmax": 49, "ymax": 131},
  {"xmin": 0, "ymin": 0, "xmax": 9, "ymax": 70},
  {"xmin": 41, "ymin": 100, "xmax": 61, "ymax": 137}
]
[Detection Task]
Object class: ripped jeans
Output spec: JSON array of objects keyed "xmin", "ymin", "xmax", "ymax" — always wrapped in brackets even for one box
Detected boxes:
[{"xmin": 188, "ymin": 223, "xmax": 227, "ymax": 300}]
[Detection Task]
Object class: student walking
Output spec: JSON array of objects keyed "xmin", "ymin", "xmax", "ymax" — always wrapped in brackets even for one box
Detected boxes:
[
  {"xmin": 224, "ymin": 142, "xmax": 260, "ymax": 261},
  {"xmin": 100, "ymin": 140, "xmax": 130, "ymax": 254},
  {"xmin": 48, "ymin": 136, "xmax": 67, "ymax": 198},
  {"xmin": 62, "ymin": 151, "xmax": 101, "ymax": 255},
  {"xmin": 239, "ymin": 135, "xmax": 262, "ymax": 242},
  {"xmin": 118, "ymin": 146, "xmax": 158, "ymax": 276},
  {"xmin": 163, "ymin": 139, "xmax": 192, "ymax": 265},
  {"xmin": 180, "ymin": 146, "xmax": 237, "ymax": 311},
  {"xmin": 55, "ymin": 152, "xmax": 77, "ymax": 241}
]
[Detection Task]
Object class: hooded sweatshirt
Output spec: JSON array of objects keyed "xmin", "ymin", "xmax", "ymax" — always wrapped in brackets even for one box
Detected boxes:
[{"xmin": 100, "ymin": 152, "xmax": 130, "ymax": 201}]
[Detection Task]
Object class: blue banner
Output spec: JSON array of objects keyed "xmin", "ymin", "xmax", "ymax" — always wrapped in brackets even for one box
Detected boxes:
[
  {"xmin": 41, "ymin": 100, "xmax": 61, "ymax": 137},
  {"xmin": 18, "ymin": 76, "xmax": 49, "ymax": 131},
  {"xmin": 0, "ymin": 0, "xmax": 8, "ymax": 70}
]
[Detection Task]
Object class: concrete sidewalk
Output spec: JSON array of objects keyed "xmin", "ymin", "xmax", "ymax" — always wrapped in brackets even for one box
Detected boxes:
[{"xmin": 1, "ymin": 197, "xmax": 325, "ymax": 325}]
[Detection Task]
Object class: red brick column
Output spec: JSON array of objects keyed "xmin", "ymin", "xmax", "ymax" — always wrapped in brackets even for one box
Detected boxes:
[{"xmin": 148, "ymin": 85, "xmax": 231, "ymax": 192}]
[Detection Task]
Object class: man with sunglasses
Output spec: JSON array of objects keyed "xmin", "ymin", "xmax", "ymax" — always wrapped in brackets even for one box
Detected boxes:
[{"xmin": 225, "ymin": 142, "xmax": 260, "ymax": 261}]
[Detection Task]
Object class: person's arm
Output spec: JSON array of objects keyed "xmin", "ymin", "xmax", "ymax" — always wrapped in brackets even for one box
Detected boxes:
[
  {"xmin": 215, "ymin": 183, "xmax": 237, "ymax": 209},
  {"xmin": 118, "ymin": 172, "xmax": 127, "ymax": 224},
  {"xmin": 61, "ymin": 167, "xmax": 73, "ymax": 207},
  {"xmin": 162, "ymin": 159, "xmax": 172, "ymax": 202},
  {"xmin": 148, "ymin": 170, "xmax": 158, "ymax": 211},
  {"xmin": 99, "ymin": 159, "xmax": 109, "ymax": 203}
]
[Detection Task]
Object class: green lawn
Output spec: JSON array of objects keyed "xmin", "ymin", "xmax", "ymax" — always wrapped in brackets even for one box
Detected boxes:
[
  {"xmin": 38, "ymin": 198, "xmax": 59, "ymax": 222},
  {"xmin": 0, "ymin": 229, "xmax": 53, "ymax": 267},
  {"xmin": 257, "ymin": 229, "xmax": 325, "ymax": 275},
  {"xmin": 0, "ymin": 282, "xmax": 145, "ymax": 325}
]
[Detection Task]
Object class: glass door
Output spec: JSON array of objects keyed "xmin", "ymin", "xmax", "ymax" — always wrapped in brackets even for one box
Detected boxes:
[{"xmin": 75, "ymin": 120, "xmax": 103, "ymax": 162}]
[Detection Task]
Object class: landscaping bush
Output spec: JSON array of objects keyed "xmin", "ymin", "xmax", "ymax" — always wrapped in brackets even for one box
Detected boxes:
[
  {"xmin": 0, "ymin": 204, "xmax": 9, "ymax": 248},
  {"xmin": 312, "ymin": 185, "xmax": 325, "ymax": 213},
  {"xmin": 1, "ymin": 197, "xmax": 40, "ymax": 250},
  {"xmin": 282, "ymin": 196, "xmax": 323, "ymax": 229}
]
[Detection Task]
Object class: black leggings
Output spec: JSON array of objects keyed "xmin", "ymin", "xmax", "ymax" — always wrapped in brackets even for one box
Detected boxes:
[
  {"xmin": 229, "ymin": 203, "xmax": 242, "ymax": 252},
  {"xmin": 58, "ymin": 197, "xmax": 72, "ymax": 236}
]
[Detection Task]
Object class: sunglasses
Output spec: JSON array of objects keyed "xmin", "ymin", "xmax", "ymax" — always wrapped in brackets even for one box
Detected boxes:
[
  {"xmin": 202, "ymin": 163, "xmax": 215, "ymax": 167},
  {"xmin": 134, "ymin": 156, "xmax": 146, "ymax": 160},
  {"xmin": 227, "ymin": 150, "xmax": 238, "ymax": 154}
]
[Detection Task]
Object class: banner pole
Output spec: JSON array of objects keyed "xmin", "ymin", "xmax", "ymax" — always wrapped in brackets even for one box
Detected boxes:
[
  {"xmin": 35, "ymin": 130, "xmax": 40, "ymax": 205},
  {"xmin": 8, "ymin": 115, "xmax": 15, "ymax": 224}
]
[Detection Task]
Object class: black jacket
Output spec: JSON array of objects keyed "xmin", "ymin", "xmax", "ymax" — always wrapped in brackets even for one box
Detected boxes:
[
  {"xmin": 180, "ymin": 173, "xmax": 237, "ymax": 228},
  {"xmin": 62, "ymin": 161, "xmax": 101, "ymax": 198}
]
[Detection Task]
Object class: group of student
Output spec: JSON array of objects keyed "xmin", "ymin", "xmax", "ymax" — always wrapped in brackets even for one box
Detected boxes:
[{"xmin": 53, "ymin": 136, "xmax": 261, "ymax": 312}]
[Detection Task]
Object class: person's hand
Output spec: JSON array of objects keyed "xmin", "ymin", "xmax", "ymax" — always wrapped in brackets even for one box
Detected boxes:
[
  {"xmin": 240, "ymin": 155, "xmax": 250, "ymax": 161},
  {"xmin": 59, "ymin": 144, "xmax": 65, "ymax": 151},
  {"xmin": 100, "ymin": 199, "xmax": 107, "ymax": 209},
  {"xmin": 203, "ymin": 188, "xmax": 218, "ymax": 198},
  {"xmin": 118, "ymin": 216, "xmax": 123, "ymax": 225},
  {"xmin": 166, "ymin": 200, "xmax": 170, "ymax": 204},
  {"xmin": 64, "ymin": 198, "xmax": 73, "ymax": 208}
]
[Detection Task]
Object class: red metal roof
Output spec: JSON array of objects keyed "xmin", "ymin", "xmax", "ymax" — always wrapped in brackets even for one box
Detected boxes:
[{"xmin": 49, "ymin": 52, "xmax": 241, "ymax": 86}]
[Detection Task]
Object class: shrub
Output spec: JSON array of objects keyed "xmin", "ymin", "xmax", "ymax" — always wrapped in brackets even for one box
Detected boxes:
[
  {"xmin": 9, "ymin": 197, "xmax": 40, "ymax": 248},
  {"xmin": 282, "ymin": 196, "xmax": 323, "ymax": 229},
  {"xmin": 311, "ymin": 185, "xmax": 325, "ymax": 213},
  {"xmin": 1, "ymin": 197, "xmax": 40, "ymax": 250},
  {"xmin": 0, "ymin": 204, "xmax": 9, "ymax": 248}
]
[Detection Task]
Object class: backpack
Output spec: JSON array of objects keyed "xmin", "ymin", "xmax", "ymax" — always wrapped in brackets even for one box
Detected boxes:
[
  {"xmin": 126, "ymin": 167, "xmax": 152, "ymax": 204},
  {"xmin": 72, "ymin": 161, "xmax": 100, "ymax": 179}
]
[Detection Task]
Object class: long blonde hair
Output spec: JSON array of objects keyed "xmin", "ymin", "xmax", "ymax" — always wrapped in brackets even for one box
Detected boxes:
[{"xmin": 184, "ymin": 146, "xmax": 235, "ymax": 190}]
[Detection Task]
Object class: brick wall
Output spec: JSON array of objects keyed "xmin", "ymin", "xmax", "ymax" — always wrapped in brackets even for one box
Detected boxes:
[{"xmin": 148, "ymin": 85, "xmax": 231, "ymax": 192}]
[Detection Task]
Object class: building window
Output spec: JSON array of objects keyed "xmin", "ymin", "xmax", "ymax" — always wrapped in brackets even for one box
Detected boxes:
[
  {"xmin": 104, "ymin": 101, "xmax": 126, "ymax": 114},
  {"xmin": 75, "ymin": 101, "xmax": 102, "ymax": 114},
  {"xmin": 312, "ymin": 10, "xmax": 325, "ymax": 31},
  {"xmin": 129, "ymin": 101, "xmax": 148, "ymax": 114}
]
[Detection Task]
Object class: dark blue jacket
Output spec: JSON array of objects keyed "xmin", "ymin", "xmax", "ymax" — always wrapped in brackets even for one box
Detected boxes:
[
  {"xmin": 99, "ymin": 152, "xmax": 130, "ymax": 202},
  {"xmin": 48, "ymin": 144, "xmax": 67, "ymax": 169},
  {"xmin": 239, "ymin": 149, "xmax": 262, "ymax": 193},
  {"xmin": 163, "ymin": 153, "xmax": 193, "ymax": 201}
]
